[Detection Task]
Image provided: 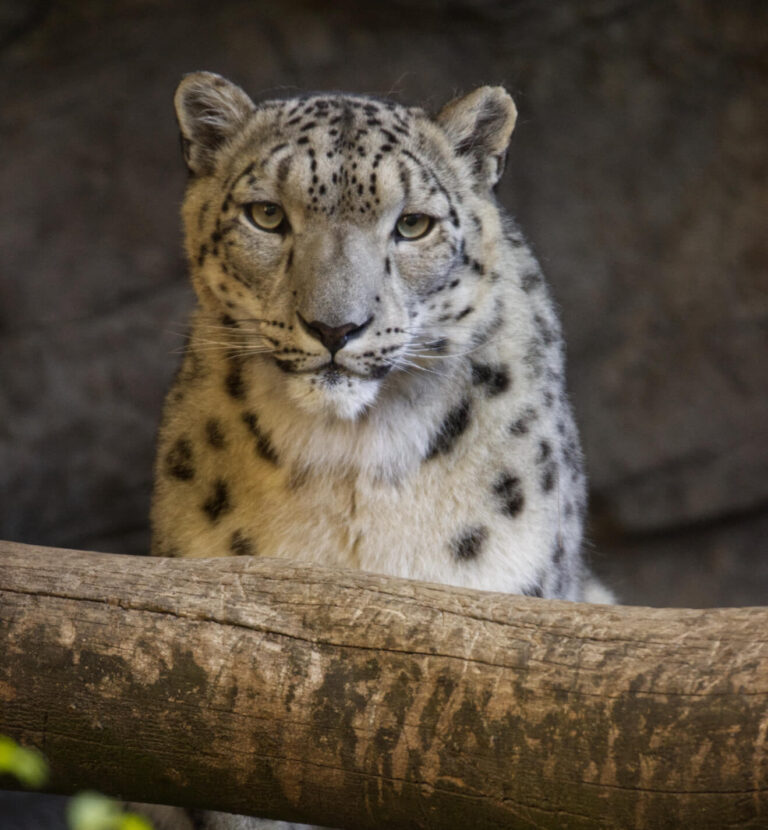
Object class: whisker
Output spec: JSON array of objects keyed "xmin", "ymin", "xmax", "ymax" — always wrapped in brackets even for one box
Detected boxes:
[
  {"xmin": 412, "ymin": 333, "xmax": 504, "ymax": 360},
  {"xmin": 171, "ymin": 345, "xmax": 276, "ymax": 358},
  {"xmin": 384, "ymin": 360, "xmax": 420, "ymax": 380},
  {"xmin": 389, "ymin": 355, "xmax": 443, "ymax": 377}
]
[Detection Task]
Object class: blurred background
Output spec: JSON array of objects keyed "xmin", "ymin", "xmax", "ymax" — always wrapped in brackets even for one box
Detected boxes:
[
  {"xmin": 0, "ymin": 1, "xmax": 767, "ymax": 825},
  {"xmin": 1, "ymin": 0, "xmax": 767, "ymax": 609}
]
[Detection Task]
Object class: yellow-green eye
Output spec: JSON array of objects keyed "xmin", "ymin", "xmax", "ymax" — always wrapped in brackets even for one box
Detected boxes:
[
  {"xmin": 246, "ymin": 202, "xmax": 287, "ymax": 233},
  {"xmin": 395, "ymin": 213, "xmax": 434, "ymax": 240}
]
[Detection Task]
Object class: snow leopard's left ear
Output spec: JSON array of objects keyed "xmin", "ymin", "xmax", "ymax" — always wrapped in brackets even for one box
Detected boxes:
[
  {"xmin": 436, "ymin": 86, "xmax": 517, "ymax": 190},
  {"xmin": 174, "ymin": 71, "xmax": 255, "ymax": 176}
]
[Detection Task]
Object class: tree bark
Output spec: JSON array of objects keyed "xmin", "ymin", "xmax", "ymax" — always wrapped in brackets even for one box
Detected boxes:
[{"xmin": 0, "ymin": 540, "xmax": 766, "ymax": 829}]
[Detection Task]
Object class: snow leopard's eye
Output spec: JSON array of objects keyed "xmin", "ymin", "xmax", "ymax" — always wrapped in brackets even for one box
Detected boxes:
[
  {"xmin": 395, "ymin": 213, "xmax": 434, "ymax": 241},
  {"xmin": 246, "ymin": 202, "xmax": 288, "ymax": 233}
]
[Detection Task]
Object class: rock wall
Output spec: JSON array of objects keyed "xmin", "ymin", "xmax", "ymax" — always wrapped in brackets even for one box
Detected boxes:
[{"xmin": 1, "ymin": 0, "xmax": 766, "ymax": 607}]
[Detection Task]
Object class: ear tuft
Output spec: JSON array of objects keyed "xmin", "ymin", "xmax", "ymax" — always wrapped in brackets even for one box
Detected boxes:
[
  {"xmin": 174, "ymin": 72, "xmax": 255, "ymax": 176},
  {"xmin": 437, "ymin": 86, "xmax": 517, "ymax": 189}
]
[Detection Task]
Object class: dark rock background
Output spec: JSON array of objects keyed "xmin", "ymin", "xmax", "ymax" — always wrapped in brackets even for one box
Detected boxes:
[{"xmin": 2, "ymin": 0, "xmax": 767, "ymax": 613}]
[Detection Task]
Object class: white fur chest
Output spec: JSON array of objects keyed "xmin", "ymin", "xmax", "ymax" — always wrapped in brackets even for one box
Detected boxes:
[{"xmin": 153, "ymin": 323, "xmax": 577, "ymax": 599}]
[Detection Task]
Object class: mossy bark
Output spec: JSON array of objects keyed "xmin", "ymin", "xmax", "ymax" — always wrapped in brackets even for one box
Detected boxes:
[{"xmin": 1, "ymin": 540, "xmax": 766, "ymax": 828}]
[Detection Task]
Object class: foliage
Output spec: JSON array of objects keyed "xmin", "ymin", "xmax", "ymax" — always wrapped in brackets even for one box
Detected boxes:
[
  {"xmin": 0, "ymin": 734, "xmax": 48, "ymax": 788},
  {"xmin": 67, "ymin": 791, "xmax": 153, "ymax": 830},
  {"xmin": 0, "ymin": 735, "xmax": 153, "ymax": 830}
]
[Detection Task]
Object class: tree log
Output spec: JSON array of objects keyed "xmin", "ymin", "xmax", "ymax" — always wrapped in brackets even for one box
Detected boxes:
[{"xmin": 1, "ymin": 540, "xmax": 766, "ymax": 829}]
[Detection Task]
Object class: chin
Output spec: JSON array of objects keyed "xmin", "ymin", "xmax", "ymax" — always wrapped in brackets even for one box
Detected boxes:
[{"xmin": 286, "ymin": 370, "xmax": 381, "ymax": 421}]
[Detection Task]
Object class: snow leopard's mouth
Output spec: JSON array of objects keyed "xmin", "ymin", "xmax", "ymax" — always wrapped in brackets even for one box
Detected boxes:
[
  {"xmin": 318, "ymin": 362, "xmax": 392, "ymax": 382},
  {"xmin": 272, "ymin": 357, "xmax": 390, "ymax": 382},
  {"xmin": 281, "ymin": 359, "xmax": 385, "ymax": 420}
]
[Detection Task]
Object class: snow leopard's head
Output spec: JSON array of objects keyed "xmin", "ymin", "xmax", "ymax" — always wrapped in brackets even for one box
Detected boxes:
[{"xmin": 175, "ymin": 72, "xmax": 516, "ymax": 420}]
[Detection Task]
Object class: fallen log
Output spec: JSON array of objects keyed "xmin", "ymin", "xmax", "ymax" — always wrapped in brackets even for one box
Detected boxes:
[{"xmin": 0, "ymin": 540, "xmax": 766, "ymax": 828}]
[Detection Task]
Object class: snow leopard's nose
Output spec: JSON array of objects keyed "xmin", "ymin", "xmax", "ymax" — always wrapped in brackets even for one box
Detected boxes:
[{"xmin": 298, "ymin": 314, "xmax": 373, "ymax": 355}]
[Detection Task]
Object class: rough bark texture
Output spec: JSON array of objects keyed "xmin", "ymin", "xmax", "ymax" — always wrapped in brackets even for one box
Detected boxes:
[{"xmin": 1, "ymin": 541, "xmax": 766, "ymax": 829}]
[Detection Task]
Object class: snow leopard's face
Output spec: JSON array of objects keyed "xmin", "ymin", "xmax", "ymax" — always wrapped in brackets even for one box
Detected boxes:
[{"xmin": 176, "ymin": 74, "xmax": 516, "ymax": 419}]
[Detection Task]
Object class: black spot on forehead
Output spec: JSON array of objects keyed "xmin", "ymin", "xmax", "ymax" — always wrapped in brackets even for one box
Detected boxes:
[
  {"xmin": 276, "ymin": 154, "xmax": 293, "ymax": 184},
  {"xmin": 397, "ymin": 160, "xmax": 412, "ymax": 199},
  {"xmin": 286, "ymin": 93, "xmax": 408, "ymax": 130}
]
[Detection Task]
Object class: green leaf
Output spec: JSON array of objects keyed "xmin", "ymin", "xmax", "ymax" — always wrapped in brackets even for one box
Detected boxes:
[
  {"xmin": 67, "ymin": 792, "xmax": 117, "ymax": 830},
  {"xmin": 67, "ymin": 791, "xmax": 154, "ymax": 830},
  {"xmin": 0, "ymin": 735, "xmax": 49, "ymax": 788},
  {"xmin": 117, "ymin": 814, "xmax": 155, "ymax": 830}
]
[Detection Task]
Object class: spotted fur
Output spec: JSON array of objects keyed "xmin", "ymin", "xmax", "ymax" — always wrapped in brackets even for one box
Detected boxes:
[
  {"xmin": 150, "ymin": 72, "xmax": 614, "ymax": 608},
  {"xmin": 145, "ymin": 69, "xmax": 615, "ymax": 830}
]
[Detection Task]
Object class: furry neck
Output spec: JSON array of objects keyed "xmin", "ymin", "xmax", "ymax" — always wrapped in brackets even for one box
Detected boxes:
[{"xmin": 242, "ymin": 349, "xmax": 469, "ymax": 482}]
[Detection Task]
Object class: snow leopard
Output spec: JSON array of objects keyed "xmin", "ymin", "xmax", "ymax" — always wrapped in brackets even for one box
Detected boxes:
[{"xmin": 142, "ymin": 71, "xmax": 612, "ymax": 829}]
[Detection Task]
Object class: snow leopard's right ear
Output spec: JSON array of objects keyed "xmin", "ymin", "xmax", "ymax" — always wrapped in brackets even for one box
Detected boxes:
[
  {"xmin": 174, "ymin": 72, "xmax": 255, "ymax": 176},
  {"xmin": 437, "ymin": 86, "xmax": 517, "ymax": 190}
]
